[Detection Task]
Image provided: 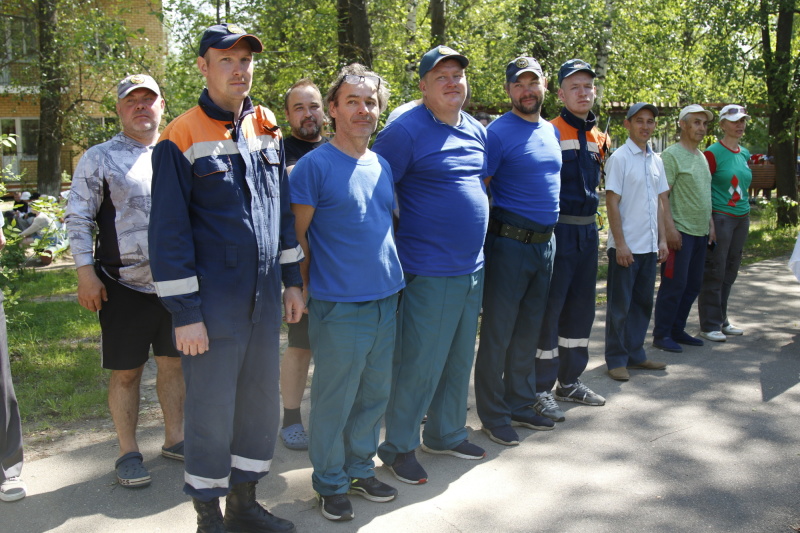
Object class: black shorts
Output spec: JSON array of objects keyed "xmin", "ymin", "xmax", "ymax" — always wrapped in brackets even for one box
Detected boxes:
[
  {"xmin": 98, "ymin": 269, "xmax": 180, "ymax": 370},
  {"xmin": 287, "ymin": 313, "xmax": 310, "ymax": 350}
]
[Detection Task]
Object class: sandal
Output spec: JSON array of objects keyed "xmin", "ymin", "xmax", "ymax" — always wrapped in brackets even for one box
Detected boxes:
[
  {"xmin": 161, "ymin": 441, "xmax": 185, "ymax": 461},
  {"xmin": 115, "ymin": 452, "xmax": 151, "ymax": 488},
  {"xmin": 280, "ymin": 423, "xmax": 309, "ymax": 451}
]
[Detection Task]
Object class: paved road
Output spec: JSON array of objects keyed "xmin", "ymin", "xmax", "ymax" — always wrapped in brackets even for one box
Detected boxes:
[{"xmin": 4, "ymin": 257, "xmax": 800, "ymax": 533}]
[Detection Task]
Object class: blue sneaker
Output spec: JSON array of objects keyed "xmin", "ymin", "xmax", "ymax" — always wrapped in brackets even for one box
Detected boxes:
[
  {"xmin": 481, "ymin": 425, "xmax": 519, "ymax": 446},
  {"xmin": 385, "ymin": 451, "xmax": 428, "ymax": 485},
  {"xmin": 653, "ymin": 336, "xmax": 683, "ymax": 353},
  {"xmin": 673, "ymin": 330, "xmax": 704, "ymax": 346},
  {"xmin": 422, "ymin": 439, "xmax": 486, "ymax": 460},
  {"xmin": 511, "ymin": 412, "xmax": 556, "ymax": 430}
]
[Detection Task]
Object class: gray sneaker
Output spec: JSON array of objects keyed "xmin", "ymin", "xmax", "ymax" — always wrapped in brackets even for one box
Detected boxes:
[
  {"xmin": 554, "ymin": 380, "xmax": 606, "ymax": 406},
  {"xmin": 533, "ymin": 392, "xmax": 565, "ymax": 422}
]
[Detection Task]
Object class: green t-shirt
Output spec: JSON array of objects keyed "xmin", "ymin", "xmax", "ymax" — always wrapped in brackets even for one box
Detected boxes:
[
  {"xmin": 704, "ymin": 141, "xmax": 752, "ymax": 217},
  {"xmin": 661, "ymin": 143, "xmax": 712, "ymax": 237}
]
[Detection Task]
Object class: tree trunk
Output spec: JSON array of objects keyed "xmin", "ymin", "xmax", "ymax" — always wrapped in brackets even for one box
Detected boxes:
[
  {"xmin": 761, "ymin": 0, "xmax": 798, "ymax": 226},
  {"xmin": 348, "ymin": 0, "xmax": 372, "ymax": 68},
  {"xmin": 594, "ymin": 0, "xmax": 614, "ymax": 105},
  {"xmin": 430, "ymin": 0, "xmax": 445, "ymax": 47},
  {"xmin": 36, "ymin": 0, "xmax": 64, "ymax": 197}
]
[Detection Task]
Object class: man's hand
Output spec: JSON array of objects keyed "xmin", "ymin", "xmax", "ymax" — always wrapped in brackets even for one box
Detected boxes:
[
  {"xmin": 614, "ymin": 243, "xmax": 634, "ymax": 268},
  {"xmin": 666, "ymin": 226, "xmax": 682, "ymax": 251},
  {"xmin": 283, "ymin": 286, "xmax": 304, "ymax": 324},
  {"xmin": 175, "ymin": 322, "xmax": 209, "ymax": 356},
  {"xmin": 657, "ymin": 239, "xmax": 669, "ymax": 264},
  {"xmin": 76, "ymin": 265, "xmax": 108, "ymax": 312}
]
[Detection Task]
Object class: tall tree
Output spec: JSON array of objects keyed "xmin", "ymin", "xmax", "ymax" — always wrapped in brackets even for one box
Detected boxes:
[
  {"xmin": 430, "ymin": 0, "xmax": 445, "ymax": 46},
  {"xmin": 759, "ymin": 0, "xmax": 799, "ymax": 225},
  {"xmin": 36, "ymin": 0, "xmax": 64, "ymax": 196},
  {"xmin": 337, "ymin": 0, "xmax": 373, "ymax": 67}
]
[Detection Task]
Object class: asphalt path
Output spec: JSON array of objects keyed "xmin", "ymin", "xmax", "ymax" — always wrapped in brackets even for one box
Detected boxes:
[{"xmin": 4, "ymin": 257, "xmax": 799, "ymax": 533}]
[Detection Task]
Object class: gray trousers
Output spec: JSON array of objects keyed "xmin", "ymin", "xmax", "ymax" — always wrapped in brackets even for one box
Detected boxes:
[
  {"xmin": 698, "ymin": 213, "xmax": 750, "ymax": 332},
  {"xmin": 0, "ymin": 294, "xmax": 23, "ymax": 481}
]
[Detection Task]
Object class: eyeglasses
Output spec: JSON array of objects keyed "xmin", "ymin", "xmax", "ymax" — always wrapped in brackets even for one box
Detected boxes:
[
  {"xmin": 342, "ymin": 74, "xmax": 381, "ymax": 88},
  {"xmin": 722, "ymin": 106, "xmax": 746, "ymax": 116}
]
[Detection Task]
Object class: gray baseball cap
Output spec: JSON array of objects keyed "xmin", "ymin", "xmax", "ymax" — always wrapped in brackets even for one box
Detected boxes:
[{"xmin": 117, "ymin": 74, "xmax": 161, "ymax": 99}]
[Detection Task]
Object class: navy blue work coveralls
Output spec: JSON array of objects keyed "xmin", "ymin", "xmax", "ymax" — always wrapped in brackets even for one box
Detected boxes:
[
  {"xmin": 535, "ymin": 108, "xmax": 605, "ymax": 391},
  {"xmin": 149, "ymin": 90, "xmax": 303, "ymax": 501}
]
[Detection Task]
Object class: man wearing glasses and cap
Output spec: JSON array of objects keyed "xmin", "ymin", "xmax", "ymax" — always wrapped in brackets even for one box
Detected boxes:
[
  {"xmin": 474, "ymin": 56, "xmax": 561, "ymax": 447},
  {"xmin": 372, "ymin": 46, "xmax": 489, "ymax": 485},
  {"xmin": 65, "ymin": 74, "xmax": 185, "ymax": 490},
  {"xmin": 148, "ymin": 24, "xmax": 303, "ymax": 533},
  {"xmin": 534, "ymin": 59, "xmax": 609, "ymax": 422}
]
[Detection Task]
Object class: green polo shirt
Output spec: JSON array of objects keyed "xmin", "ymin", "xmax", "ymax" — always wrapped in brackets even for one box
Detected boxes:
[{"xmin": 661, "ymin": 143, "xmax": 712, "ymax": 237}]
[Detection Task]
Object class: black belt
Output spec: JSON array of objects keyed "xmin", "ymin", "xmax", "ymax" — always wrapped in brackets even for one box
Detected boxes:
[{"xmin": 488, "ymin": 218, "xmax": 552, "ymax": 244}]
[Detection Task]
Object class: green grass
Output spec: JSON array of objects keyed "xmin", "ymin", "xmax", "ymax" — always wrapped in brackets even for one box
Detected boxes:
[
  {"xmin": 14, "ymin": 268, "xmax": 78, "ymax": 299},
  {"xmin": 742, "ymin": 205, "xmax": 799, "ymax": 265},
  {"xmin": 8, "ymin": 298, "xmax": 107, "ymax": 428}
]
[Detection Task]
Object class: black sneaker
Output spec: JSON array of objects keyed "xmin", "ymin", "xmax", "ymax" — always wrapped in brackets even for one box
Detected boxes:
[
  {"xmin": 317, "ymin": 493, "xmax": 354, "ymax": 521},
  {"xmin": 511, "ymin": 412, "xmax": 555, "ymax": 431},
  {"xmin": 349, "ymin": 477, "xmax": 398, "ymax": 502}
]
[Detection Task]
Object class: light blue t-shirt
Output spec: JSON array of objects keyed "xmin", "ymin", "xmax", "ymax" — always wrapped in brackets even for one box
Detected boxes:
[
  {"xmin": 289, "ymin": 143, "xmax": 405, "ymax": 302},
  {"xmin": 487, "ymin": 112, "xmax": 561, "ymax": 226},
  {"xmin": 372, "ymin": 105, "xmax": 489, "ymax": 277}
]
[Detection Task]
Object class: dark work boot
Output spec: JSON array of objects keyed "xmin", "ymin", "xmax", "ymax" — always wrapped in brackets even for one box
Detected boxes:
[
  {"xmin": 192, "ymin": 497, "xmax": 226, "ymax": 533},
  {"xmin": 223, "ymin": 481, "xmax": 296, "ymax": 533}
]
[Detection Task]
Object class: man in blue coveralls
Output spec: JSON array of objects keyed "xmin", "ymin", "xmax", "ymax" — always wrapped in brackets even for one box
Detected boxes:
[
  {"xmin": 534, "ymin": 59, "xmax": 609, "ymax": 423},
  {"xmin": 372, "ymin": 45, "xmax": 489, "ymax": 485},
  {"xmin": 475, "ymin": 56, "xmax": 561, "ymax": 447},
  {"xmin": 148, "ymin": 23, "xmax": 304, "ymax": 533},
  {"xmin": 291, "ymin": 63, "xmax": 405, "ymax": 523}
]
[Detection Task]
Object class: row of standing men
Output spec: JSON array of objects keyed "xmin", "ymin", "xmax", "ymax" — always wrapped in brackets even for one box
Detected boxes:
[{"xmin": 0, "ymin": 20, "xmax": 742, "ymax": 533}]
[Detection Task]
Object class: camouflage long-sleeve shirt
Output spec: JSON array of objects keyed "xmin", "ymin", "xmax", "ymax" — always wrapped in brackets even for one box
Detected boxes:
[{"xmin": 65, "ymin": 132, "xmax": 156, "ymax": 293}]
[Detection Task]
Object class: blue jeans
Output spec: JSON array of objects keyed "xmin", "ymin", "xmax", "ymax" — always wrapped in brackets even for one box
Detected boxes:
[
  {"xmin": 475, "ymin": 210, "xmax": 554, "ymax": 428},
  {"xmin": 653, "ymin": 232, "xmax": 707, "ymax": 339},
  {"xmin": 605, "ymin": 250, "xmax": 657, "ymax": 369},
  {"xmin": 378, "ymin": 270, "xmax": 483, "ymax": 464},
  {"xmin": 308, "ymin": 295, "xmax": 397, "ymax": 496}
]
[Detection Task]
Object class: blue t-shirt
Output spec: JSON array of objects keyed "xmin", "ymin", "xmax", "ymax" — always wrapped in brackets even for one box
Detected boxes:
[
  {"xmin": 487, "ymin": 112, "xmax": 561, "ymax": 226},
  {"xmin": 289, "ymin": 143, "xmax": 405, "ymax": 302},
  {"xmin": 372, "ymin": 105, "xmax": 489, "ymax": 277}
]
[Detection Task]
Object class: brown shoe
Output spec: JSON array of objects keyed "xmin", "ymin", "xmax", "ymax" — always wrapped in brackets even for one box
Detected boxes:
[
  {"xmin": 608, "ymin": 367, "xmax": 630, "ymax": 381},
  {"xmin": 627, "ymin": 360, "xmax": 667, "ymax": 370}
]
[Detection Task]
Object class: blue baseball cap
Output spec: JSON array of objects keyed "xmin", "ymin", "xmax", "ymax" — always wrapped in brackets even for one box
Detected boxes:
[
  {"xmin": 558, "ymin": 59, "xmax": 596, "ymax": 85},
  {"xmin": 418, "ymin": 46, "xmax": 469, "ymax": 78},
  {"xmin": 198, "ymin": 23, "xmax": 263, "ymax": 57},
  {"xmin": 506, "ymin": 56, "xmax": 544, "ymax": 83},
  {"xmin": 626, "ymin": 102, "xmax": 658, "ymax": 120}
]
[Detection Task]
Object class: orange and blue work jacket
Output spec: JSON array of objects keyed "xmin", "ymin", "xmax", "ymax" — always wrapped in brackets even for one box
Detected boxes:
[
  {"xmin": 149, "ymin": 90, "xmax": 303, "ymax": 330},
  {"xmin": 551, "ymin": 108, "xmax": 608, "ymax": 218}
]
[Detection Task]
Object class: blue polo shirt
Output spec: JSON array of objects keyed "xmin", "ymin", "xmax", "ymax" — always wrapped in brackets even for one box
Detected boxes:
[
  {"xmin": 487, "ymin": 112, "xmax": 561, "ymax": 226},
  {"xmin": 372, "ymin": 105, "xmax": 489, "ymax": 277}
]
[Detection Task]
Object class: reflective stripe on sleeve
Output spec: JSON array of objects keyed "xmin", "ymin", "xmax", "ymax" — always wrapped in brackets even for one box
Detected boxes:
[
  {"xmin": 184, "ymin": 471, "xmax": 230, "ymax": 491},
  {"xmin": 279, "ymin": 244, "xmax": 304, "ymax": 265},
  {"xmin": 587, "ymin": 141, "xmax": 600, "ymax": 153},
  {"xmin": 558, "ymin": 336, "xmax": 590, "ymax": 348},
  {"xmin": 231, "ymin": 455, "xmax": 272, "ymax": 474},
  {"xmin": 154, "ymin": 276, "xmax": 199, "ymax": 297}
]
